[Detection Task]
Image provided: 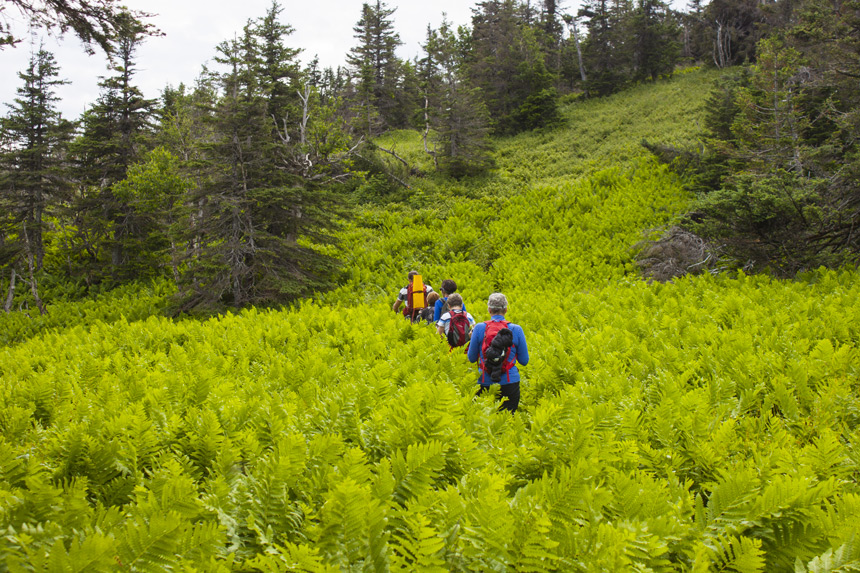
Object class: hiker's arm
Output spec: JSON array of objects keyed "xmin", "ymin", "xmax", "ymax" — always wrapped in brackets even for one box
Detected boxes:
[
  {"xmin": 392, "ymin": 299, "xmax": 402, "ymax": 312},
  {"xmin": 515, "ymin": 326, "xmax": 529, "ymax": 366},
  {"xmin": 436, "ymin": 323, "xmax": 445, "ymax": 336},
  {"xmin": 467, "ymin": 324, "xmax": 483, "ymax": 363}
]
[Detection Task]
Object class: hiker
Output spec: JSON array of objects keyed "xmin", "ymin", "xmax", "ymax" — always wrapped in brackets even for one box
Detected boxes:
[
  {"xmin": 433, "ymin": 279, "xmax": 466, "ymax": 322},
  {"xmin": 467, "ymin": 292, "xmax": 529, "ymax": 413},
  {"xmin": 392, "ymin": 270, "xmax": 434, "ymax": 322},
  {"xmin": 417, "ymin": 292, "xmax": 440, "ymax": 324},
  {"xmin": 436, "ymin": 293, "xmax": 475, "ymax": 348}
]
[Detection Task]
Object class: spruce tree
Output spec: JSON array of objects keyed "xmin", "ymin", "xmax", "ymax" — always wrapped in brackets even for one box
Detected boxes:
[
  {"xmin": 179, "ymin": 17, "xmax": 340, "ymax": 310},
  {"xmin": 0, "ymin": 44, "xmax": 74, "ymax": 312},
  {"xmin": 68, "ymin": 10, "xmax": 157, "ymax": 283},
  {"xmin": 631, "ymin": 0, "xmax": 680, "ymax": 81},
  {"xmin": 468, "ymin": 0, "xmax": 559, "ymax": 133},
  {"xmin": 346, "ymin": 0, "xmax": 409, "ymax": 133},
  {"xmin": 421, "ymin": 19, "xmax": 493, "ymax": 177}
]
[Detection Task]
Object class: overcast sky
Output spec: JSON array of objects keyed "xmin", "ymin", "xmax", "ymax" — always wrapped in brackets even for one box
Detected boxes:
[{"xmin": 0, "ymin": 0, "xmax": 512, "ymax": 119}]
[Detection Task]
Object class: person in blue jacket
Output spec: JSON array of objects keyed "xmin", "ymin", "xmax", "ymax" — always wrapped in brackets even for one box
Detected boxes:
[
  {"xmin": 433, "ymin": 279, "xmax": 466, "ymax": 322},
  {"xmin": 467, "ymin": 292, "xmax": 529, "ymax": 412}
]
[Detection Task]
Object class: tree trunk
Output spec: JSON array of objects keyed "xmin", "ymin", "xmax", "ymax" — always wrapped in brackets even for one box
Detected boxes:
[
  {"xmin": 570, "ymin": 19, "xmax": 587, "ymax": 83},
  {"xmin": 4, "ymin": 268, "xmax": 16, "ymax": 313},
  {"xmin": 22, "ymin": 221, "xmax": 47, "ymax": 315}
]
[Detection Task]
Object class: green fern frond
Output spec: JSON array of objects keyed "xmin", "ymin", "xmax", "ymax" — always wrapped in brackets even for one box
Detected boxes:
[
  {"xmin": 0, "ymin": 439, "xmax": 29, "ymax": 488},
  {"xmin": 511, "ymin": 510, "xmax": 560, "ymax": 573},
  {"xmin": 245, "ymin": 540, "xmax": 339, "ymax": 572},
  {"xmin": 315, "ymin": 477, "xmax": 389, "ymax": 570},
  {"xmin": 46, "ymin": 531, "xmax": 118, "ymax": 573},
  {"xmin": 703, "ymin": 467, "xmax": 760, "ymax": 533},
  {"xmin": 116, "ymin": 512, "xmax": 185, "ymax": 572},
  {"xmin": 706, "ymin": 534, "xmax": 766, "ymax": 573},
  {"xmin": 173, "ymin": 520, "xmax": 225, "ymax": 565},
  {"xmin": 798, "ymin": 535, "xmax": 860, "ymax": 573},
  {"xmin": 391, "ymin": 440, "xmax": 446, "ymax": 505},
  {"xmin": 389, "ymin": 510, "xmax": 446, "ymax": 572}
]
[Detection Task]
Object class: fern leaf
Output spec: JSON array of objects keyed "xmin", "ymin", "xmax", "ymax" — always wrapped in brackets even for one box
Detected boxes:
[
  {"xmin": 245, "ymin": 541, "xmax": 339, "ymax": 572},
  {"xmin": 511, "ymin": 511, "xmax": 560, "ymax": 573},
  {"xmin": 391, "ymin": 440, "xmax": 446, "ymax": 505},
  {"xmin": 706, "ymin": 535, "xmax": 766, "ymax": 573},
  {"xmin": 116, "ymin": 512, "xmax": 185, "ymax": 572},
  {"xmin": 799, "ymin": 535, "xmax": 860, "ymax": 573},
  {"xmin": 389, "ymin": 510, "xmax": 446, "ymax": 572}
]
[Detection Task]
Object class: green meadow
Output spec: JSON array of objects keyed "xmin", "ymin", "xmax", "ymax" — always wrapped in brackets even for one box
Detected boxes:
[{"xmin": 3, "ymin": 68, "xmax": 860, "ymax": 572}]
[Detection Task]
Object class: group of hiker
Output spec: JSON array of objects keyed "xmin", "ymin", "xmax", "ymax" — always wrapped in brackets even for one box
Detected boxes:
[{"xmin": 392, "ymin": 270, "xmax": 529, "ymax": 412}]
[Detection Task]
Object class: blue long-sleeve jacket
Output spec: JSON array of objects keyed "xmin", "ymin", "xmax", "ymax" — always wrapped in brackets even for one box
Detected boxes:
[{"xmin": 467, "ymin": 315, "xmax": 529, "ymax": 385}]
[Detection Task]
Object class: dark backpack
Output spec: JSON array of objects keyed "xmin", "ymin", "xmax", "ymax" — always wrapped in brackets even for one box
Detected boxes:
[
  {"xmin": 446, "ymin": 310, "xmax": 471, "ymax": 348},
  {"xmin": 480, "ymin": 321, "xmax": 514, "ymax": 383}
]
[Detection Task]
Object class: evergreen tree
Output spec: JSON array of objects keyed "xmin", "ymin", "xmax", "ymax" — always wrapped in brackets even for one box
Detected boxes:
[
  {"xmin": 0, "ymin": 44, "xmax": 74, "ymax": 312},
  {"xmin": 179, "ymin": 19, "xmax": 340, "ymax": 310},
  {"xmin": 631, "ymin": 0, "xmax": 680, "ymax": 81},
  {"xmin": 346, "ymin": 0, "xmax": 410, "ymax": 133},
  {"xmin": 253, "ymin": 0, "xmax": 302, "ymax": 126},
  {"xmin": 703, "ymin": 0, "xmax": 764, "ymax": 67},
  {"xmin": 421, "ymin": 19, "xmax": 493, "ymax": 177},
  {"xmin": 579, "ymin": 0, "xmax": 635, "ymax": 96},
  {"xmin": 67, "ymin": 10, "xmax": 157, "ymax": 283},
  {"xmin": 1, "ymin": 0, "xmax": 151, "ymax": 54},
  {"xmin": 468, "ymin": 0, "xmax": 559, "ymax": 133}
]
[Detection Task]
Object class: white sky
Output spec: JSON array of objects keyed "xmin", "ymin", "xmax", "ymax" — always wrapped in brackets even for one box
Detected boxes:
[{"xmin": 0, "ymin": 0, "xmax": 510, "ymax": 119}]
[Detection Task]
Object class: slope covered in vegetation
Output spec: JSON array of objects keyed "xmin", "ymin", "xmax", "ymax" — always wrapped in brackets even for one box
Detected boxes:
[{"xmin": 2, "ymin": 69, "xmax": 860, "ymax": 572}]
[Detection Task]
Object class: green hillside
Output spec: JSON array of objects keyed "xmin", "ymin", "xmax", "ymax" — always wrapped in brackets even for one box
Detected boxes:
[{"xmin": 3, "ymin": 69, "xmax": 860, "ymax": 571}]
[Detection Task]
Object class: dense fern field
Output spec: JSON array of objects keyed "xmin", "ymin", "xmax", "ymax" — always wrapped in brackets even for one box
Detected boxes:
[{"xmin": 3, "ymin": 69, "xmax": 860, "ymax": 571}]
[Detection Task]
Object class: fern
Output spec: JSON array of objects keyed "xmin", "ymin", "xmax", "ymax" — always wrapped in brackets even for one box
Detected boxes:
[
  {"xmin": 798, "ymin": 536, "xmax": 860, "ymax": 573},
  {"xmin": 391, "ymin": 441, "xmax": 446, "ymax": 505},
  {"xmin": 246, "ymin": 540, "xmax": 339, "ymax": 572},
  {"xmin": 510, "ymin": 510, "xmax": 560, "ymax": 573},
  {"xmin": 115, "ymin": 512, "xmax": 186, "ymax": 572},
  {"xmin": 388, "ymin": 509, "xmax": 447, "ymax": 572},
  {"xmin": 701, "ymin": 535, "xmax": 766, "ymax": 572}
]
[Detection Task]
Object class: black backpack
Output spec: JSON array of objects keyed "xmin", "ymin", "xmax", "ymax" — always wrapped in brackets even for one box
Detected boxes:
[
  {"xmin": 483, "ymin": 327, "xmax": 514, "ymax": 382},
  {"xmin": 446, "ymin": 310, "xmax": 471, "ymax": 348}
]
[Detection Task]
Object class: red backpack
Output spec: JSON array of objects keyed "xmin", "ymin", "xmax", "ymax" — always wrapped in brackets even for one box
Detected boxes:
[
  {"xmin": 479, "ymin": 320, "xmax": 515, "ymax": 382},
  {"xmin": 446, "ymin": 309, "xmax": 472, "ymax": 349},
  {"xmin": 403, "ymin": 282, "xmax": 428, "ymax": 322}
]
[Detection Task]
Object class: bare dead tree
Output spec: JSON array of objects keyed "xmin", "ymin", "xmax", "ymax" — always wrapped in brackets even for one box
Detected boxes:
[
  {"xmin": 21, "ymin": 221, "xmax": 46, "ymax": 315},
  {"xmin": 3, "ymin": 268, "xmax": 16, "ymax": 313},
  {"xmin": 297, "ymin": 85, "xmax": 311, "ymax": 146}
]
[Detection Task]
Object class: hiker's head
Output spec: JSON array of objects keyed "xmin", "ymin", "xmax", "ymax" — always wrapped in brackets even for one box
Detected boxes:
[
  {"xmin": 487, "ymin": 292, "xmax": 508, "ymax": 314},
  {"xmin": 407, "ymin": 270, "xmax": 419, "ymax": 282},
  {"xmin": 447, "ymin": 293, "xmax": 463, "ymax": 309},
  {"xmin": 427, "ymin": 292, "xmax": 440, "ymax": 306},
  {"xmin": 440, "ymin": 279, "xmax": 457, "ymax": 295}
]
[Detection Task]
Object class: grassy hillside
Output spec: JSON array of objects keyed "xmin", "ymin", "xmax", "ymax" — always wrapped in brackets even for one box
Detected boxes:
[{"xmin": 3, "ymin": 68, "xmax": 860, "ymax": 571}]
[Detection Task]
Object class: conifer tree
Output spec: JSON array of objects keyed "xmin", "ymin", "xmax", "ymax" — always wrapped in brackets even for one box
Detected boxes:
[
  {"xmin": 468, "ymin": 0, "xmax": 559, "ymax": 133},
  {"xmin": 421, "ymin": 19, "xmax": 493, "ymax": 177},
  {"xmin": 0, "ymin": 44, "xmax": 74, "ymax": 312},
  {"xmin": 346, "ymin": 0, "xmax": 411, "ymax": 133},
  {"xmin": 67, "ymin": 10, "xmax": 157, "ymax": 283},
  {"xmin": 631, "ymin": 0, "xmax": 680, "ymax": 81},
  {"xmin": 178, "ymin": 16, "xmax": 340, "ymax": 310},
  {"xmin": 253, "ymin": 1, "xmax": 302, "ymax": 128},
  {"xmin": 1, "ymin": 0, "xmax": 151, "ymax": 54},
  {"xmin": 579, "ymin": 0, "xmax": 634, "ymax": 96}
]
